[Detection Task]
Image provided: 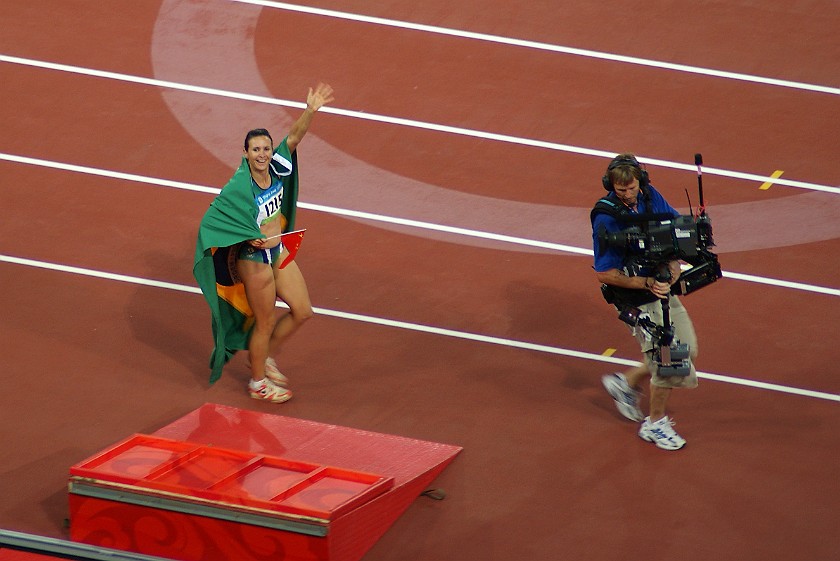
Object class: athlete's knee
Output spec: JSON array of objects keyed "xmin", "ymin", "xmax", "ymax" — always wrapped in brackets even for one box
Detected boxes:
[{"xmin": 292, "ymin": 304, "xmax": 315, "ymax": 324}]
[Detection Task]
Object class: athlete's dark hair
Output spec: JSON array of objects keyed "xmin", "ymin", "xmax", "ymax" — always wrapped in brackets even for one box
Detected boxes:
[{"xmin": 244, "ymin": 128, "xmax": 273, "ymax": 150}]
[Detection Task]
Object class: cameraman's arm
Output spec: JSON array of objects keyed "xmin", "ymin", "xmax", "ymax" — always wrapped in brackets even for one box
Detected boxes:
[
  {"xmin": 595, "ymin": 267, "xmax": 672, "ymax": 299},
  {"xmin": 595, "ymin": 269, "xmax": 650, "ymax": 291}
]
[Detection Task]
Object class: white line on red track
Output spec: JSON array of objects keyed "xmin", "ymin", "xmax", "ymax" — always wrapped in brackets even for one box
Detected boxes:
[
  {"xmin": 231, "ymin": 0, "xmax": 840, "ymax": 96},
  {"xmin": 1, "ymin": 54, "xmax": 838, "ymax": 194},
  {"xmin": 1, "ymin": 151, "xmax": 838, "ymax": 297},
  {"xmin": 1, "ymin": 253, "xmax": 837, "ymax": 404}
]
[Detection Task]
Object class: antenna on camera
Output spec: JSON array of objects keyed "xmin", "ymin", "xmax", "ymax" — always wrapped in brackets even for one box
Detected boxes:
[{"xmin": 685, "ymin": 188, "xmax": 695, "ymax": 218}]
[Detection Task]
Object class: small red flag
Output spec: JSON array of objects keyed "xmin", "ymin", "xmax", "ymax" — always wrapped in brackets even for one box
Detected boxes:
[{"xmin": 279, "ymin": 229, "xmax": 306, "ymax": 269}]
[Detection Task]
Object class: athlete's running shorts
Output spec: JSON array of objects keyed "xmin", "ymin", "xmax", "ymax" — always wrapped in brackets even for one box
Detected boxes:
[{"xmin": 237, "ymin": 243, "xmax": 281, "ymax": 266}]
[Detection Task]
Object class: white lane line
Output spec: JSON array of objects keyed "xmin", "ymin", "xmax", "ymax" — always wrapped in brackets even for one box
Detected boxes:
[
  {"xmin": 0, "ymin": 151, "xmax": 220, "ymax": 194},
  {"xmin": 1, "ymin": 151, "xmax": 838, "ymax": 297},
  {"xmin": 1, "ymin": 253, "xmax": 838, "ymax": 404},
  {"xmin": 1, "ymin": 54, "xmax": 838, "ymax": 194},
  {"xmin": 720, "ymin": 271, "xmax": 840, "ymax": 296},
  {"xmin": 230, "ymin": 0, "xmax": 840, "ymax": 96}
]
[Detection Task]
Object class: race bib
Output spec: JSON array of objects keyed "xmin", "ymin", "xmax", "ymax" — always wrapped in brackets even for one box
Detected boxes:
[{"xmin": 255, "ymin": 182, "xmax": 283, "ymax": 226}]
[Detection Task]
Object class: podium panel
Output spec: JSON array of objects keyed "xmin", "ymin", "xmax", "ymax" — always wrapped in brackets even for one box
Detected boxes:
[{"xmin": 69, "ymin": 405, "xmax": 462, "ymax": 561}]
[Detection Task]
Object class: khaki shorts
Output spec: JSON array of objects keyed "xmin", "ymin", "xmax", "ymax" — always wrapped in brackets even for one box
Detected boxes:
[{"xmin": 628, "ymin": 295, "xmax": 699, "ymax": 389}]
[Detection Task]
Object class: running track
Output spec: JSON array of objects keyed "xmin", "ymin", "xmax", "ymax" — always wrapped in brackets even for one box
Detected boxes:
[{"xmin": 1, "ymin": 2, "xmax": 839, "ymax": 560}]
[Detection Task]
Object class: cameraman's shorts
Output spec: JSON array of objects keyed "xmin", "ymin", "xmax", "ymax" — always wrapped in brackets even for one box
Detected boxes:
[{"xmin": 628, "ymin": 295, "xmax": 699, "ymax": 389}]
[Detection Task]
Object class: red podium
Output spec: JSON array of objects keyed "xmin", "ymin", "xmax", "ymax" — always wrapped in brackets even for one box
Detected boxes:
[
  {"xmin": 0, "ymin": 550, "xmax": 63, "ymax": 561},
  {"xmin": 68, "ymin": 404, "xmax": 462, "ymax": 561}
]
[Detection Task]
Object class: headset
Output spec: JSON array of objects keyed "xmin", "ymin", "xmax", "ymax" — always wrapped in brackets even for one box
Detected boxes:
[{"xmin": 601, "ymin": 155, "xmax": 650, "ymax": 192}]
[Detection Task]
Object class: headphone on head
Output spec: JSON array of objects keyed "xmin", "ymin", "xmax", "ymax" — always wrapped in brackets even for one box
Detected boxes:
[{"xmin": 601, "ymin": 155, "xmax": 649, "ymax": 192}]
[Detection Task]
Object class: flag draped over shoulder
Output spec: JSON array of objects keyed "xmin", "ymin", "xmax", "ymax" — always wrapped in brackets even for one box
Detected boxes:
[{"xmin": 193, "ymin": 141, "xmax": 300, "ymax": 383}]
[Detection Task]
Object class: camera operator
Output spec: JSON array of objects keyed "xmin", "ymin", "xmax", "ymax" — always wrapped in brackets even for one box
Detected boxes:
[{"xmin": 592, "ymin": 154, "xmax": 698, "ymax": 451}]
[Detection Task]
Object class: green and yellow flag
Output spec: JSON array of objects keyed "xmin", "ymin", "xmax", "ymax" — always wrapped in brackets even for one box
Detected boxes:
[{"xmin": 193, "ymin": 139, "xmax": 300, "ymax": 383}]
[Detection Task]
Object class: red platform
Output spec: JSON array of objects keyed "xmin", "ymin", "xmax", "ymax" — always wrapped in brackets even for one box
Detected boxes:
[
  {"xmin": 68, "ymin": 404, "xmax": 462, "ymax": 561},
  {"xmin": 0, "ymin": 550, "xmax": 61, "ymax": 561}
]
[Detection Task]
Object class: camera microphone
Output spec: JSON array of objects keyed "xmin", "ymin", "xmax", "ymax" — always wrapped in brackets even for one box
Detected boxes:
[{"xmin": 694, "ymin": 153, "xmax": 706, "ymax": 210}]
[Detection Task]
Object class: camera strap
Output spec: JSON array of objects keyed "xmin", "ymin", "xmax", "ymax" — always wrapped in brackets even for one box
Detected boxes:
[{"xmin": 589, "ymin": 196, "xmax": 627, "ymax": 225}]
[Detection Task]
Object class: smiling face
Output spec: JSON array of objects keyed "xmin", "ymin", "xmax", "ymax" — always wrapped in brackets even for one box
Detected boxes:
[
  {"xmin": 613, "ymin": 178, "xmax": 641, "ymax": 208},
  {"xmin": 244, "ymin": 135, "xmax": 273, "ymax": 175}
]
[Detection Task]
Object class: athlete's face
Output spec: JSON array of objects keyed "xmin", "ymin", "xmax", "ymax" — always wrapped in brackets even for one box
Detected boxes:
[
  {"xmin": 613, "ymin": 179, "xmax": 640, "ymax": 208},
  {"xmin": 245, "ymin": 135, "xmax": 273, "ymax": 174}
]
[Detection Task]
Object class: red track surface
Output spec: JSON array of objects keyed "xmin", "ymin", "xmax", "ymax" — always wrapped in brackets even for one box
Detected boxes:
[{"xmin": 1, "ymin": 2, "xmax": 839, "ymax": 560}]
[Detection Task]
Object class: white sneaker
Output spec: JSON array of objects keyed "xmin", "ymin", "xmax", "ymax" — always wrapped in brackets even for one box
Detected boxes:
[
  {"xmin": 638, "ymin": 416, "xmax": 686, "ymax": 450},
  {"xmin": 248, "ymin": 379, "xmax": 292, "ymax": 403},
  {"xmin": 602, "ymin": 373, "xmax": 644, "ymax": 422}
]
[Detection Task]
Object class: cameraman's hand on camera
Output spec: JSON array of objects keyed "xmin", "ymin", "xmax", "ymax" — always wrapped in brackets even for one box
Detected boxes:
[
  {"xmin": 647, "ymin": 278, "xmax": 671, "ymax": 299},
  {"xmin": 645, "ymin": 260, "xmax": 681, "ymax": 299}
]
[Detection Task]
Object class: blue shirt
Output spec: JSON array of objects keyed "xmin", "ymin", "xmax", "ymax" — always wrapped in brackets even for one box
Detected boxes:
[{"xmin": 592, "ymin": 185, "xmax": 679, "ymax": 273}]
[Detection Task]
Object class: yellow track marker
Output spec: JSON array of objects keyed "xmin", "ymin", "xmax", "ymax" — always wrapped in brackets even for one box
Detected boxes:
[
  {"xmin": 602, "ymin": 348, "xmax": 617, "ymax": 357},
  {"xmin": 759, "ymin": 170, "xmax": 784, "ymax": 190}
]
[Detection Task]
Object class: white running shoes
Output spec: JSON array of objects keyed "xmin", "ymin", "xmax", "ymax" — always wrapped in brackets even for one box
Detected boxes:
[
  {"xmin": 602, "ymin": 373, "xmax": 687, "ymax": 450},
  {"xmin": 638, "ymin": 416, "xmax": 686, "ymax": 450},
  {"xmin": 601, "ymin": 373, "xmax": 644, "ymax": 422},
  {"xmin": 248, "ymin": 378, "xmax": 292, "ymax": 403}
]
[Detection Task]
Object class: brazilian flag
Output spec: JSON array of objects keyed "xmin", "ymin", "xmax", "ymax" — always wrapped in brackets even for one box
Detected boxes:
[{"xmin": 193, "ymin": 138, "xmax": 300, "ymax": 383}]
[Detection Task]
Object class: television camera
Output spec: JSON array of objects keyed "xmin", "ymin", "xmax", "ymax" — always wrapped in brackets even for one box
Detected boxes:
[{"xmin": 598, "ymin": 211, "xmax": 721, "ymax": 297}]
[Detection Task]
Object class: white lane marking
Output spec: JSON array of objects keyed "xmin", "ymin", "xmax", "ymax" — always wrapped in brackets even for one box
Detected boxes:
[
  {"xmin": 1, "ymin": 253, "xmax": 838, "ymax": 403},
  {"xmin": 230, "ymin": 0, "xmax": 839, "ymax": 96},
  {"xmin": 1, "ymin": 151, "xmax": 838, "ymax": 296},
  {"xmin": 1, "ymin": 54, "xmax": 837, "ymax": 194}
]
